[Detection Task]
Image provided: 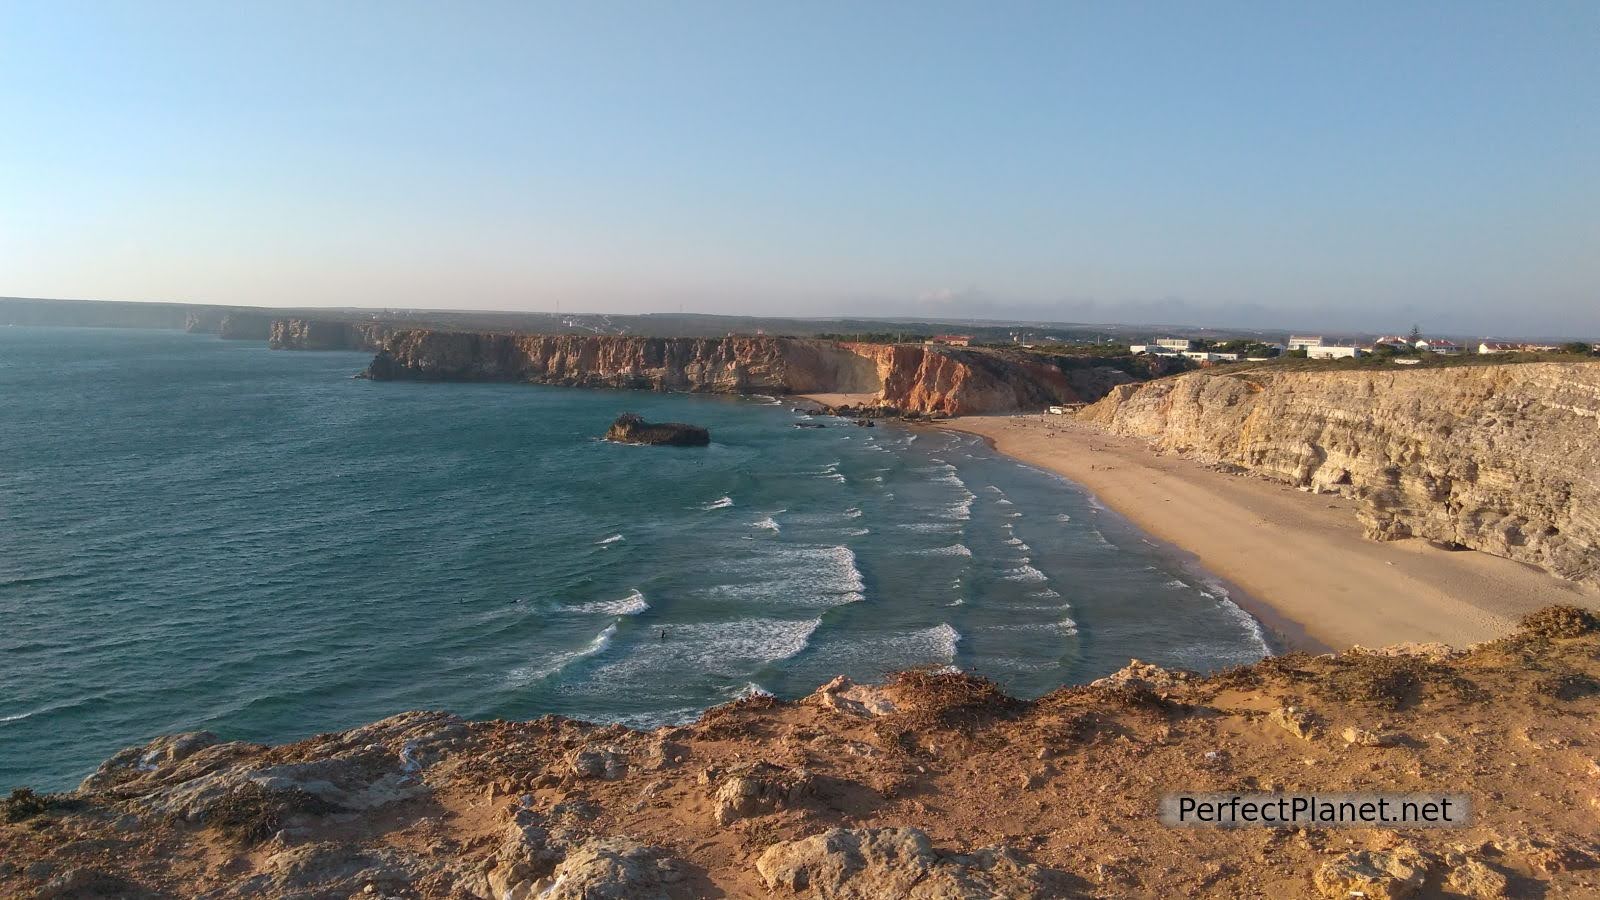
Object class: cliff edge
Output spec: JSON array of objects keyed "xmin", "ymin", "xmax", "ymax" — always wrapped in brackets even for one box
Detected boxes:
[
  {"xmin": 4, "ymin": 607, "xmax": 1598, "ymax": 898},
  {"xmin": 1080, "ymin": 361, "xmax": 1600, "ymax": 586}
]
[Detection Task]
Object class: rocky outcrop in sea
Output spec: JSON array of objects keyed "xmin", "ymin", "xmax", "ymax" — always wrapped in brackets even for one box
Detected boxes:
[{"xmin": 603, "ymin": 413, "xmax": 710, "ymax": 446}]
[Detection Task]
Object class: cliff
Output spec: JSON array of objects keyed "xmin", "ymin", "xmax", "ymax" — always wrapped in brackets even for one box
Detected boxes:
[
  {"xmin": 361, "ymin": 331, "xmax": 1155, "ymax": 415},
  {"xmin": 217, "ymin": 313, "xmax": 274, "ymax": 341},
  {"xmin": 4, "ymin": 607, "xmax": 1598, "ymax": 898},
  {"xmin": 1080, "ymin": 361, "xmax": 1600, "ymax": 586},
  {"xmin": 268, "ymin": 318, "xmax": 393, "ymax": 352}
]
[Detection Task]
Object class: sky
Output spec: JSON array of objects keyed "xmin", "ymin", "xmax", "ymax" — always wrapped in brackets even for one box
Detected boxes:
[{"xmin": 2, "ymin": 1, "xmax": 1596, "ymax": 336}]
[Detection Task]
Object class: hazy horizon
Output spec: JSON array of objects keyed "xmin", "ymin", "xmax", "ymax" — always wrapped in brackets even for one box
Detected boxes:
[{"xmin": 3, "ymin": 2, "xmax": 1596, "ymax": 336}]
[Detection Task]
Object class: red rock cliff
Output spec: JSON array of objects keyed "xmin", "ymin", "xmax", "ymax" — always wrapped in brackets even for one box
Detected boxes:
[{"xmin": 361, "ymin": 331, "xmax": 1138, "ymax": 414}]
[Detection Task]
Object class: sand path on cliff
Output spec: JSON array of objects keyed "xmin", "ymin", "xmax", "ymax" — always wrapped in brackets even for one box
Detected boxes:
[{"xmin": 937, "ymin": 414, "xmax": 1597, "ymax": 650}]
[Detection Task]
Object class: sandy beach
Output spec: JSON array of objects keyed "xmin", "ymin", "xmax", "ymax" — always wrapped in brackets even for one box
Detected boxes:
[{"xmin": 936, "ymin": 414, "xmax": 1597, "ymax": 651}]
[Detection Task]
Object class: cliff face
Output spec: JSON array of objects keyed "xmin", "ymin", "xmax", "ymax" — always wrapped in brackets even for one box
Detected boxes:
[
  {"xmin": 362, "ymin": 331, "xmax": 1120, "ymax": 415},
  {"xmin": 269, "ymin": 319, "xmax": 392, "ymax": 352},
  {"xmin": 843, "ymin": 343, "xmax": 1079, "ymax": 415},
  {"xmin": 217, "ymin": 313, "xmax": 273, "ymax": 341},
  {"xmin": 1081, "ymin": 362, "xmax": 1600, "ymax": 585}
]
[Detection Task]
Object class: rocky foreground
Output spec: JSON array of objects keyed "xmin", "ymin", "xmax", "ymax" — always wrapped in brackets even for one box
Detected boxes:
[{"xmin": 5, "ymin": 608, "xmax": 1600, "ymax": 899}]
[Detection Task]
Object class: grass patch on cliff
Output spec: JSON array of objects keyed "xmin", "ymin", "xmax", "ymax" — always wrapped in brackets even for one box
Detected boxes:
[
  {"xmin": 206, "ymin": 784, "xmax": 338, "ymax": 845},
  {"xmin": 2, "ymin": 788, "xmax": 51, "ymax": 823},
  {"xmin": 888, "ymin": 669, "xmax": 1024, "ymax": 732},
  {"xmin": 1519, "ymin": 605, "xmax": 1599, "ymax": 640}
]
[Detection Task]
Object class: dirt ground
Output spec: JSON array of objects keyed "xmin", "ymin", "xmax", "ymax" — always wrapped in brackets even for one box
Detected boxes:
[{"xmin": 5, "ymin": 607, "xmax": 1600, "ymax": 898}]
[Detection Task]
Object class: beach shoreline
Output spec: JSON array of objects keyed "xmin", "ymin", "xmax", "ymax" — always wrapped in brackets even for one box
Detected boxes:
[{"xmin": 930, "ymin": 413, "xmax": 1597, "ymax": 650}]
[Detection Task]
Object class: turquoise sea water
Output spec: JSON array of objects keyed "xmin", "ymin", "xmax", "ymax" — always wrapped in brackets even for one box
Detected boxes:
[{"xmin": 0, "ymin": 327, "xmax": 1269, "ymax": 791}]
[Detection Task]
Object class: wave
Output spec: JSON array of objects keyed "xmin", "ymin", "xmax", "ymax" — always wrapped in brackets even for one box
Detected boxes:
[
  {"xmin": 1194, "ymin": 576, "xmax": 1272, "ymax": 657},
  {"xmin": 940, "ymin": 497, "xmax": 974, "ymax": 520},
  {"xmin": 704, "ymin": 545, "xmax": 865, "ymax": 606},
  {"xmin": 1003, "ymin": 537, "xmax": 1030, "ymax": 550},
  {"xmin": 1028, "ymin": 588, "xmax": 1062, "ymax": 599},
  {"xmin": 0, "ymin": 709, "xmax": 37, "ymax": 724},
  {"xmin": 702, "ymin": 496, "xmax": 734, "ymax": 510},
  {"xmin": 995, "ymin": 498, "xmax": 1014, "ymax": 506},
  {"xmin": 899, "ymin": 522, "xmax": 963, "ymax": 534},
  {"xmin": 919, "ymin": 543, "xmax": 972, "ymax": 557},
  {"xmin": 594, "ymin": 533, "xmax": 624, "ymax": 546},
  {"xmin": 1056, "ymin": 513, "xmax": 1072, "ymax": 523},
  {"xmin": 1001, "ymin": 563, "xmax": 1049, "ymax": 583},
  {"xmin": 752, "ymin": 517, "xmax": 781, "ymax": 533},
  {"xmin": 844, "ymin": 507, "xmax": 862, "ymax": 518},
  {"xmin": 923, "ymin": 623, "xmax": 962, "ymax": 662},
  {"xmin": 507, "ymin": 620, "xmax": 618, "ymax": 684},
  {"xmin": 985, "ymin": 485, "xmax": 1003, "ymax": 493},
  {"xmin": 564, "ymin": 589, "xmax": 649, "ymax": 616},
  {"xmin": 582, "ymin": 617, "xmax": 822, "ymax": 683},
  {"xmin": 987, "ymin": 618, "xmax": 1077, "ymax": 634},
  {"xmin": 842, "ymin": 527, "xmax": 869, "ymax": 537}
]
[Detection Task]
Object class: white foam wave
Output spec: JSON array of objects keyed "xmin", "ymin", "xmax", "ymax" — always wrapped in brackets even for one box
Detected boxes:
[
  {"xmin": 703, "ymin": 496, "xmax": 734, "ymax": 510},
  {"xmin": 919, "ymin": 543, "xmax": 972, "ymax": 557},
  {"xmin": 595, "ymin": 533, "xmax": 624, "ymax": 546},
  {"xmin": 1056, "ymin": 513, "xmax": 1072, "ymax": 523},
  {"xmin": 1197, "ymin": 577, "xmax": 1272, "ymax": 657},
  {"xmin": 752, "ymin": 517, "xmax": 781, "ymax": 533},
  {"xmin": 941, "ymin": 498, "xmax": 974, "ymax": 520},
  {"xmin": 1028, "ymin": 588, "xmax": 1062, "ymax": 599},
  {"xmin": 899, "ymin": 521, "xmax": 963, "ymax": 534},
  {"xmin": 1001, "ymin": 564, "xmax": 1049, "ymax": 583},
  {"xmin": 842, "ymin": 527, "xmax": 870, "ymax": 537},
  {"xmin": 565, "ymin": 590, "xmax": 649, "ymax": 616},
  {"xmin": 706, "ymin": 545, "xmax": 865, "ymax": 606},
  {"xmin": 508, "ymin": 620, "xmax": 618, "ymax": 684},
  {"xmin": 585, "ymin": 618, "xmax": 821, "ymax": 683},
  {"xmin": 925, "ymin": 623, "xmax": 962, "ymax": 661},
  {"xmin": 0, "ymin": 710, "xmax": 35, "ymax": 724},
  {"xmin": 844, "ymin": 507, "xmax": 862, "ymax": 518},
  {"xmin": 995, "ymin": 498, "xmax": 1014, "ymax": 506}
]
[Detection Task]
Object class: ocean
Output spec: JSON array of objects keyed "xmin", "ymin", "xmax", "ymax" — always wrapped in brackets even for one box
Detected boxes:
[{"xmin": 0, "ymin": 327, "xmax": 1269, "ymax": 791}]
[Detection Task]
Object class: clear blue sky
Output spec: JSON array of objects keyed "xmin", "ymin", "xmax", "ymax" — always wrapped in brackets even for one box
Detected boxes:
[{"xmin": 2, "ymin": 1, "xmax": 1596, "ymax": 335}]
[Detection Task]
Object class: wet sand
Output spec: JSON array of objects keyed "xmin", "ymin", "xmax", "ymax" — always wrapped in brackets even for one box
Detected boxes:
[{"xmin": 936, "ymin": 414, "xmax": 1596, "ymax": 650}]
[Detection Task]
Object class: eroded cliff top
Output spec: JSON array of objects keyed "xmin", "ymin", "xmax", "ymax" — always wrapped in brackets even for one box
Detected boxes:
[{"xmin": 5, "ymin": 607, "xmax": 1600, "ymax": 898}]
